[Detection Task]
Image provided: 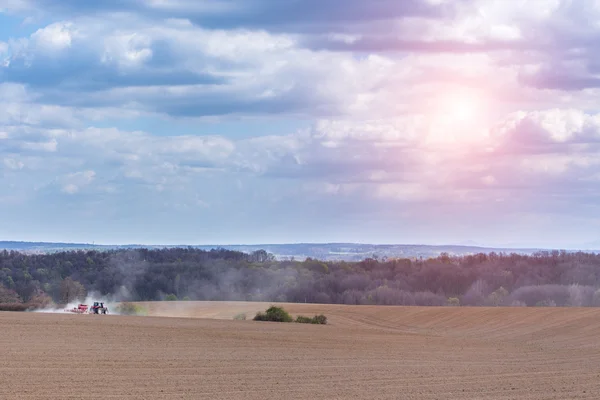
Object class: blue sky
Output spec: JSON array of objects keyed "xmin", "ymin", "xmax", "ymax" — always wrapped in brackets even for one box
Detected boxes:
[{"xmin": 1, "ymin": 0, "xmax": 600, "ymax": 249}]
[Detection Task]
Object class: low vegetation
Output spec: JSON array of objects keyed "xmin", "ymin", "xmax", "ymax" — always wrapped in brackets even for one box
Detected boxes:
[
  {"xmin": 254, "ymin": 306, "xmax": 293, "ymax": 322},
  {"xmin": 295, "ymin": 314, "xmax": 327, "ymax": 324},
  {"xmin": 233, "ymin": 313, "xmax": 247, "ymax": 320},
  {"xmin": 114, "ymin": 303, "xmax": 148, "ymax": 316},
  {"xmin": 253, "ymin": 306, "xmax": 327, "ymax": 325}
]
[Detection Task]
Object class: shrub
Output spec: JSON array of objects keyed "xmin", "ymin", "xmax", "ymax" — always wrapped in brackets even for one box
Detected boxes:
[
  {"xmin": 253, "ymin": 306, "xmax": 293, "ymax": 322},
  {"xmin": 447, "ymin": 297, "xmax": 460, "ymax": 307},
  {"xmin": 487, "ymin": 287, "xmax": 509, "ymax": 306},
  {"xmin": 233, "ymin": 313, "xmax": 247, "ymax": 320},
  {"xmin": 295, "ymin": 315, "xmax": 313, "ymax": 323},
  {"xmin": 254, "ymin": 312, "xmax": 266, "ymax": 321},
  {"xmin": 165, "ymin": 294, "xmax": 178, "ymax": 301},
  {"xmin": 295, "ymin": 314, "xmax": 327, "ymax": 324},
  {"xmin": 115, "ymin": 302, "xmax": 148, "ymax": 316},
  {"xmin": 536, "ymin": 299, "xmax": 557, "ymax": 307}
]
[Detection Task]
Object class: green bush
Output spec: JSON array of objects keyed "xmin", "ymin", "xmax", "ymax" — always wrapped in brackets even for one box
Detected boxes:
[
  {"xmin": 233, "ymin": 313, "xmax": 247, "ymax": 320},
  {"xmin": 115, "ymin": 303, "xmax": 148, "ymax": 316},
  {"xmin": 295, "ymin": 314, "xmax": 328, "ymax": 324},
  {"xmin": 295, "ymin": 315, "xmax": 313, "ymax": 324},
  {"xmin": 253, "ymin": 306, "xmax": 293, "ymax": 322},
  {"xmin": 165, "ymin": 294, "xmax": 178, "ymax": 301}
]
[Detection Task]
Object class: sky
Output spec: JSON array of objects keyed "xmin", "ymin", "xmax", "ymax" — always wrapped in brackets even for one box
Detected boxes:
[{"xmin": 0, "ymin": 0, "xmax": 599, "ymax": 249}]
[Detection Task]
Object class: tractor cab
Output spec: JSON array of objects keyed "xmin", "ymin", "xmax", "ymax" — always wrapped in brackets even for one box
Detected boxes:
[{"xmin": 90, "ymin": 302, "xmax": 108, "ymax": 314}]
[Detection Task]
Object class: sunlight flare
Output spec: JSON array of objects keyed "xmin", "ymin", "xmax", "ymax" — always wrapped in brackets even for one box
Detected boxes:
[{"xmin": 426, "ymin": 89, "xmax": 490, "ymax": 145}]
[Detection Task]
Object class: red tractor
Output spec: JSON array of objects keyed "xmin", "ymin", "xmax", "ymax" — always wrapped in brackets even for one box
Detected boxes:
[{"xmin": 90, "ymin": 302, "xmax": 108, "ymax": 314}]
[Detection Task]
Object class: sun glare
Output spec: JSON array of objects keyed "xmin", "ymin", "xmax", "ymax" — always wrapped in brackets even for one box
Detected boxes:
[
  {"xmin": 449, "ymin": 98, "xmax": 476, "ymax": 122},
  {"xmin": 426, "ymin": 90, "xmax": 489, "ymax": 144}
]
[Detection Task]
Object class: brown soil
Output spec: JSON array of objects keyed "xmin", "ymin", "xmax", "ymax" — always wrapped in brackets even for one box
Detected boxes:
[{"xmin": 2, "ymin": 302, "xmax": 600, "ymax": 399}]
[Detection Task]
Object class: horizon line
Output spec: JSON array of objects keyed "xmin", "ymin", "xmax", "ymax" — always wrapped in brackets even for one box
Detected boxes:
[{"xmin": 1, "ymin": 239, "xmax": 598, "ymax": 252}]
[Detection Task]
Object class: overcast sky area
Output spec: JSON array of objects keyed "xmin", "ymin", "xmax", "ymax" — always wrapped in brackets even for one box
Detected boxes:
[{"xmin": 1, "ymin": 0, "xmax": 600, "ymax": 249}]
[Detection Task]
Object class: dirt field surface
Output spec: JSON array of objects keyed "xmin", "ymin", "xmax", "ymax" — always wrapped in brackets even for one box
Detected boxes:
[{"xmin": 2, "ymin": 303, "xmax": 600, "ymax": 400}]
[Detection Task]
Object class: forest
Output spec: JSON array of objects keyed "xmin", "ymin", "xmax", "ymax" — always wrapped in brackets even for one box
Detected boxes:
[{"xmin": 2, "ymin": 247, "xmax": 600, "ymax": 308}]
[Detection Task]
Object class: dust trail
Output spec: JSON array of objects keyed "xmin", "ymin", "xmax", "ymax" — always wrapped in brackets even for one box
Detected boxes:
[{"xmin": 32, "ymin": 291, "xmax": 122, "ymax": 315}]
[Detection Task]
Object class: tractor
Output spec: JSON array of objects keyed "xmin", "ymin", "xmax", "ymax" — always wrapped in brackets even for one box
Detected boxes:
[{"xmin": 90, "ymin": 302, "xmax": 109, "ymax": 314}]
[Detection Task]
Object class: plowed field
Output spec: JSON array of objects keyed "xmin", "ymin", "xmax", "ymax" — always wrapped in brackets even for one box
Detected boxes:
[{"xmin": 2, "ymin": 302, "xmax": 600, "ymax": 399}]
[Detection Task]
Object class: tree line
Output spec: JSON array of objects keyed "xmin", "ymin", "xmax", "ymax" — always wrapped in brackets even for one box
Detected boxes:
[{"xmin": 1, "ymin": 247, "xmax": 600, "ymax": 307}]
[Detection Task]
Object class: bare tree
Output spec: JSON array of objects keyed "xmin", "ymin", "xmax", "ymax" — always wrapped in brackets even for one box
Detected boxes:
[{"xmin": 60, "ymin": 277, "xmax": 86, "ymax": 304}]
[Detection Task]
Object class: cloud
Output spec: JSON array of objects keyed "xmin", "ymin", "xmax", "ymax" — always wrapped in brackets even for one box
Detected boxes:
[
  {"xmin": 2, "ymin": 0, "xmax": 600, "ymax": 247},
  {"xmin": 491, "ymin": 109, "xmax": 600, "ymax": 148},
  {"xmin": 30, "ymin": 21, "xmax": 74, "ymax": 51},
  {"xmin": 1, "ymin": 18, "xmax": 413, "ymax": 119},
  {"xmin": 61, "ymin": 170, "xmax": 95, "ymax": 194},
  {"xmin": 3, "ymin": 0, "xmax": 596, "ymax": 123},
  {"xmin": 1, "ymin": 106, "xmax": 599, "ymax": 245},
  {"xmin": 21, "ymin": 137, "xmax": 57, "ymax": 152},
  {"xmin": 4, "ymin": 104, "xmax": 599, "ymax": 204},
  {"xmin": 3, "ymin": 157, "xmax": 24, "ymax": 170}
]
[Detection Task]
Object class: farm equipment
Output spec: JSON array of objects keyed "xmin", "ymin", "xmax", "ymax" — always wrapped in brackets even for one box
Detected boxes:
[
  {"xmin": 90, "ymin": 302, "xmax": 109, "ymax": 314},
  {"xmin": 65, "ymin": 304, "xmax": 89, "ymax": 314},
  {"xmin": 64, "ymin": 302, "xmax": 109, "ymax": 315}
]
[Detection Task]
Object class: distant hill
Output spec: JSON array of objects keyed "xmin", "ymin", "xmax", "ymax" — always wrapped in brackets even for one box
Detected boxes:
[{"xmin": 0, "ymin": 240, "xmax": 581, "ymax": 261}]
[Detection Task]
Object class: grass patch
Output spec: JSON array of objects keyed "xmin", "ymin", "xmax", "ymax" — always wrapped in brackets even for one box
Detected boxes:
[
  {"xmin": 233, "ymin": 313, "xmax": 247, "ymax": 320},
  {"xmin": 295, "ymin": 314, "xmax": 328, "ymax": 325},
  {"xmin": 115, "ymin": 302, "xmax": 148, "ymax": 316}
]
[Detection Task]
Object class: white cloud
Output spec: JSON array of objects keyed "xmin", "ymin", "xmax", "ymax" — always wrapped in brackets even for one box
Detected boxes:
[
  {"xmin": 60, "ymin": 170, "xmax": 95, "ymax": 194},
  {"xmin": 3, "ymin": 157, "xmax": 24, "ymax": 170},
  {"xmin": 2, "ymin": 0, "xmax": 600, "ymax": 245},
  {"xmin": 492, "ymin": 109, "xmax": 600, "ymax": 146},
  {"xmin": 1, "ymin": 16, "xmax": 502, "ymax": 120},
  {"xmin": 21, "ymin": 138, "xmax": 58, "ymax": 152},
  {"xmin": 61, "ymin": 183, "xmax": 79, "ymax": 194},
  {"xmin": 101, "ymin": 32, "xmax": 153, "ymax": 68},
  {"xmin": 0, "ymin": 83, "xmax": 32, "ymax": 102},
  {"xmin": 31, "ymin": 22, "xmax": 75, "ymax": 51}
]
